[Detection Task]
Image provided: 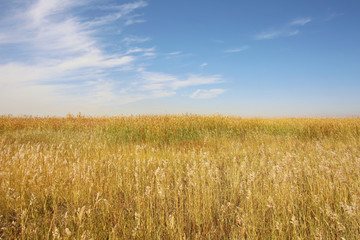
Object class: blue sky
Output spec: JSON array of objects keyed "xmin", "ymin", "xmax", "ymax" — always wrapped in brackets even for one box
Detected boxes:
[{"xmin": 0, "ymin": 0, "xmax": 359, "ymax": 117}]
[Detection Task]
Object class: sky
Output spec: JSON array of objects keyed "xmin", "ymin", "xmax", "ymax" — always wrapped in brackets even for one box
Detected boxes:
[{"xmin": 0, "ymin": 0, "xmax": 359, "ymax": 117}]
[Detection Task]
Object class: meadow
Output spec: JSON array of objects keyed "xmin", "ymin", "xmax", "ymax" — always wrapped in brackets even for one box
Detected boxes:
[{"xmin": 0, "ymin": 115, "xmax": 359, "ymax": 239}]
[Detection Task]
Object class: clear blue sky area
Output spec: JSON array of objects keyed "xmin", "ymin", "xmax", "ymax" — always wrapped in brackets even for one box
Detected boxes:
[{"xmin": 0, "ymin": 0, "xmax": 359, "ymax": 117}]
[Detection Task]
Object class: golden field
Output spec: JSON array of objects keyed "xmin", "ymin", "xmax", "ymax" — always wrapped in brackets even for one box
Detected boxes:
[{"xmin": 0, "ymin": 115, "xmax": 359, "ymax": 239}]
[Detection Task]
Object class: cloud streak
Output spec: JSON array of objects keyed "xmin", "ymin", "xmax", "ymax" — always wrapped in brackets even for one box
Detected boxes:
[
  {"xmin": 255, "ymin": 17, "xmax": 311, "ymax": 40},
  {"xmin": 255, "ymin": 31, "xmax": 281, "ymax": 40},
  {"xmin": 289, "ymin": 17, "xmax": 312, "ymax": 26},
  {"xmin": 139, "ymin": 71, "xmax": 223, "ymax": 91},
  {"xmin": 200, "ymin": 62, "xmax": 208, "ymax": 68},
  {"xmin": 0, "ymin": 0, "xmax": 226, "ymax": 115},
  {"xmin": 122, "ymin": 36, "xmax": 151, "ymax": 44},
  {"xmin": 190, "ymin": 89, "xmax": 226, "ymax": 99},
  {"xmin": 224, "ymin": 46, "xmax": 249, "ymax": 53},
  {"xmin": 126, "ymin": 47, "xmax": 155, "ymax": 54},
  {"xmin": 325, "ymin": 13, "xmax": 344, "ymax": 21}
]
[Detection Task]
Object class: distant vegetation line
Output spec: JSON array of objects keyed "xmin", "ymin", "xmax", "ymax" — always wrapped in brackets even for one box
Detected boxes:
[{"xmin": 1, "ymin": 115, "xmax": 359, "ymax": 142}]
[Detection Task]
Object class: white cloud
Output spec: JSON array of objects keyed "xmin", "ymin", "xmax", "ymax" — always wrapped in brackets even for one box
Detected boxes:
[
  {"xmin": 122, "ymin": 36, "xmax": 151, "ymax": 44},
  {"xmin": 224, "ymin": 46, "xmax": 249, "ymax": 53},
  {"xmin": 0, "ymin": 54, "xmax": 134, "ymax": 84},
  {"xmin": 0, "ymin": 63, "xmax": 47, "ymax": 83},
  {"xmin": 56, "ymin": 54, "xmax": 134, "ymax": 71},
  {"xmin": 126, "ymin": 47, "xmax": 155, "ymax": 54},
  {"xmin": 190, "ymin": 89, "xmax": 226, "ymax": 99},
  {"xmin": 2, "ymin": 0, "xmax": 148, "ymax": 55},
  {"xmin": 255, "ymin": 17, "xmax": 311, "ymax": 40},
  {"xmin": 0, "ymin": 1, "xmax": 227, "ymax": 115},
  {"xmin": 0, "ymin": 0, "xmax": 145, "ymax": 86},
  {"xmin": 325, "ymin": 13, "xmax": 344, "ymax": 21},
  {"xmin": 87, "ymin": 79, "xmax": 117, "ymax": 102},
  {"xmin": 255, "ymin": 29, "xmax": 301, "ymax": 39},
  {"xmin": 85, "ymin": 1, "xmax": 148, "ymax": 27},
  {"xmin": 288, "ymin": 30, "xmax": 300, "ymax": 36},
  {"xmin": 0, "ymin": 2, "xmax": 138, "ymax": 59},
  {"xmin": 28, "ymin": 0, "xmax": 77, "ymax": 25},
  {"xmin": 125, "ymin": 18, "xmax": 146, "ymax": 26},
  {"xmin": 114, "ymin": 90, "xmax": 176, "ymax": 105},
  {"xmin": 140, "ymin": 71, "xmax": 177, "ymax": 83},
  {"xmin": 200, "ymin": 62, "xmax": 208, "ymax": 68},
  {"xmin": 167, "ymin": 51, "xmax": 181, "ymax": 55},
  {"xmin": 289, "ymin": 17, "xmax": 312, "ymax": 26},
  {"xmin": 164, "ymin": 51, "xmax": 191, "ymax": 59},
  {"xmin": 0, "ymin": 0, "xmax": 146, "ymax": 113},
  {"xmin": 137, "ymin": 71, "xmax": 223, "ymax": 95},
  {"xmin": 114, "ymin": 1, "xmax": 148, "ymax": 13},
  {"xmin": 255, "ymin": 30, "xmax": 281, "ymax": 40},
  {"xmin": 143, "ymin": 52, "xmax": 156, "ymax": 57},
  {"xmin": 172, "ymin": 75, "xmax": 222, "ymax": 89}
]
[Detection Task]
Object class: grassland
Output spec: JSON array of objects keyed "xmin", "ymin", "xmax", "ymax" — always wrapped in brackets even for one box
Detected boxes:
[{"xmin": 0, "ymin": 115, "xmax": 359, "ymax": 239}]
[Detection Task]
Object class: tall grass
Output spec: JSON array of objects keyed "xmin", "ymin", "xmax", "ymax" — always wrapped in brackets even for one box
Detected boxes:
[{"xmin": 0, "ymin": 115, "xmax": 359, "ymax": 239}]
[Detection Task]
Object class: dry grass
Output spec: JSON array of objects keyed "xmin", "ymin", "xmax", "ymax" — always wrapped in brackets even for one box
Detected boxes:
[{"xmin": 0, "ymin": 115, "xmax": 359, "ymax": 239}]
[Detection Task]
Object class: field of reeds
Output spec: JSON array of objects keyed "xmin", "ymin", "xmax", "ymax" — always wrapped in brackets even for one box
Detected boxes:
[{"xmin": 0, "ymin": 115, "xmax": 359, "ymax": 239}]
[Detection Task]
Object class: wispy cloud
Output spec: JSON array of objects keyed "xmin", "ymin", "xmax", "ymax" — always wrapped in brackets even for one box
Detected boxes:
[
  {"xmin": 126, "ymin": 47, "xmax": 155, "ymax": 54},
  {"xmin": 85, "ymin": 1, "xmax": 148, "ymax": 27},
  {"xmin": 139, "ymin": 71, "xmax": 222, "ymax": 90},
  {"xmin": 101, "ymin": 71, "xmax": 224, "ymax": 105},
  {"xmin": 200, "ymin": 62, "xmax": 208, "ymax": 68},
  {"xmin": 174, "ymin": 75, "xmax": 222, "ymax": 89},
  {"xmin": 288, "ymin": 30, "xmax": 300, "ymax": 36},
  {"xmin": 28, "ymin": 0, "xmax": 80, "ymax": 25},
  {"xmin": 224, "ymin": 46, "xmax": 249, "ymax": 53},
  {"xmin": 143, "ymin": 52, "xmax": 156, "ymax": 57},
  {"xmin": 255, "ymin": 29, "xmax": 301, "ymax": 40},
  {"xmin": 146, "ymin": 72, "xmax": 179, "ymax": 82},
  {"xmin": 0, "ymin": 1, "xmax": 144, "ymax": 64},
  {"xmin": 289, "ymin": 17, "xmax": 312, "ymax": 26},
  {"xmin": 325, "ymin": 13, "xmax": 344, "ymax": 21},
  {"xmin": 86, "ymin": 79, "xmax": 118, "ymax": 102},
  {"xmin": 0, "ymin": 0, "xmax": 152, "ymax": 80},
  {"xmin": 167, "ymin": 51, "xmax": 181, "ymax": 55},
  {"xmin": 125, "ymin": 18, "xmax": 146, "ymax": 26},
  {"xmin": 255, "ymin": 30, "xmax": 281, "ymax": 40},
  {"xmin": 96, "ymin": 1, "xmax": 148, "ymax": 11},
  {"xmin": 0, "ymin": 55, "xmax": 134, "ymax": 84},
  {"xmin": 0, "ymin": 0, "xmax": 145, "ymax": 113},
  {"xmin": 255, "ymin": 17, "xmax": 311, "ymax": 40},
  {"xmin": 190, "ymin": 89, "xmax": 226, "ymax": 99},
  {"xmin": 122, "ymin": 36, "xmax": 151, "ymax": 44},
  {"xmin": 0, "ymin": 1, "xmax": 226, "ymax": 115},
  {"xmin": 164, "ymin": 51, "xmax": 193, "ymax": 60}
]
